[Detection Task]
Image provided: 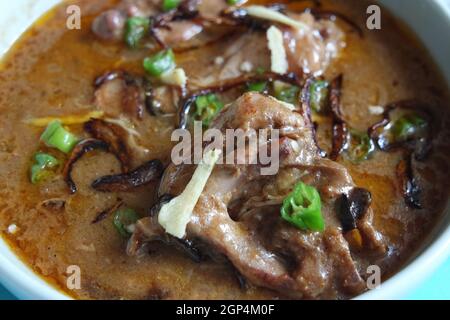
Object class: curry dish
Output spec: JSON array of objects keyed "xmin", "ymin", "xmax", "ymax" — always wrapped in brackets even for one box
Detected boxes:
[{"xmin": 0, "ymin": 0, "xmax": 449, "ymax": 299}]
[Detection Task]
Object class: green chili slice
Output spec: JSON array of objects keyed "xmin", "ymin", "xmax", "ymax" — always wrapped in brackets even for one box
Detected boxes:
[
  {"xmin": 162, "ymin": 0, "xmax": 182, "ymax": 11},
  {"xmin": 30, "ymin": 152, "xmax": 59, "ymax": 184},
  {"xmin": 124, "ymin": 17, "xmax": 150, "ymax": 49},
  {"xmin": 392, "ymin": 114, "xmax": 427, "ymax": 141},
  {"xmin": 371, "ymin": 108, "xmax": 429, "ymax": 152},
  {"xmin": 281, "ymin": 182, "xmax": 324, "ymax": 232},
  {"xmin": 143, "ymin": 49, "xmax": 176, "ymax": 77},
  {"xmin": 346, "ymin": 130, "xmax": 375, "ymax": 163},
  {"xmin": 247, "ymin": 81, "xmax": 268, "ymax": 93},
  {"xmin": 273, "ymin": 81, "xmax": 300, "ymax": 104},
  {"xmin": 309, "ymin": 80, "xmax": 329, "ymax": 113},
  {"xmin": 113, "ymin": 208, "xmax": 139, "ymax": 237},
  {"xmin": 194, "ymin": 93, "xmax": 224, "ymax": 127},
  {"xmin": 40, "ymin": 120, "xmax": 78, "ymax": 153}
]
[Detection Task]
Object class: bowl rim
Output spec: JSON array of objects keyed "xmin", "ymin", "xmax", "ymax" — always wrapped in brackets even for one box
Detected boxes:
[
  {"xmin": 0, "ymin": 240, "xmax": 70, "ymax": 299},
  {"xmin": 357, "ymin": 0, "xmax": 450, "ymax": 299},
  {"xmin": 0, "ymin": 0, "xmax": 449, "ymax": 300}
]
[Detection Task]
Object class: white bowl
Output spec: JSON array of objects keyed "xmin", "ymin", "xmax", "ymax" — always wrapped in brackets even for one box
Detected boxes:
[{"xmin": 0, "ymin": 0, "xmax": 449, "ymax": 300}]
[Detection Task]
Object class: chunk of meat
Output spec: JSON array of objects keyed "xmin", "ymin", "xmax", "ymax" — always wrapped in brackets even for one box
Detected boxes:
[
  {"xmin": 91, "ymin": 0, "xmax": 230, "ymax": 46},
  {"xmin": 188, "ymin": 11, "xmax": 345, "ymax": 89},
  {"xmin": 153, "ymin": 21, "xmax": 203, "ymax": 47},
  {"xmin": 123, "ymin": 0, "xmax": 160, "ymax": 17},
  {"xmin": 154, "ymin": 21, "xmax": 237, "ymax": 52},
  {"xmin": 131, "ymin": 93, "xmax": 385, "ymax": 298},
  {"xmin": 94, "ymin": 71, "xmax": 145, "ymax": 119},
  {"xmin": 283, "ymin": 12, "xmax": 346, "ymax": 76},
  {"xmin": 92, "ymin": 9, "xmax": 127, "ymax": 41},
  {"xmin": 252, "ymin": 210, "xmax": 366, "ymax": 297},
  {"xmin": 197, "ymin": 0, "xmax": 228, "ymax": 22},
  {"xmin": 188, "ymin": 31, "xmax": 271, "ymax": 89},
  {"xmin": 150, "ymin": 86, "xmax": 180, "ymax": 115},
  {"xmin": 92, "ymin": 0, "xmax": 160, "ymax": 41}
]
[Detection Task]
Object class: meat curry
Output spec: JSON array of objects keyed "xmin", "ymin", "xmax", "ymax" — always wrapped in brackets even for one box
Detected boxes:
[{"xmin": 0, "ymin": 0, "xmax": 449, "ymax": 299}]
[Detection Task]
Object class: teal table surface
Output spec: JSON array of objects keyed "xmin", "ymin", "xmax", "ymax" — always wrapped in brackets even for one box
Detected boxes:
[{"xmin": 1, "ymin": 257, "xmax": 449, "ymax": 300}]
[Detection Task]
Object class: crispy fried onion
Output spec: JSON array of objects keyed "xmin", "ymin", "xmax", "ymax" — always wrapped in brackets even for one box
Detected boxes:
[
  {"xmin": 64, "ymin": 122, "xmax": 160, "ymax": 194},
  {"xmin": 337, "ymin": 187, "xmax": 372, "ymax": 250},
  {"xmin": 396, "ymin": 154, "xmax": 422, "ymax": 209},
  {"xmin": 37, "ymin": 198, "xmax": 66, "ymax": 213},
  {"xmin": 149, "ymin": 0, "xmax": 204, "ymax": 47},
  {"xmin": 63, "ymin": 118, "xmax": 137, "ymax": 194},
  {"xmin": 226, "ymin": 5, "xmax": 308, "ymax": 30},
  {"xmin": 369, "ymin": 100, "xmax": 434, "ymax": 209},
  {"xmin": 84, "ymin": 118, "xmax": 133, "ymax": 172},
  {"xmin": 92, "ymin": 159, "xmax": 163, "ymax": 192},
  {"xmin": 338, "ymin": 188, "xmax": 372, "ymax": 233},
  {"xmin": 368, "ymin": 100, "xmax": 433, "ymax": 160},
  {"xmin": 92, "ymin": 199, "xmax": 124, "ymax": 224},
  {"xmin": 329, "ymin": 74, "xmax": 349, "ymax": 160},
  {"xmin": 63, "ymin": 139, "xmax": 110, "ymax": 194},
  {"xmin": 300, "ymin": 77, "xmax": 327, "ymax": 157},
  {"xmin": 223, "ymin": 4, "xmax": 362, "ymax": 37}
]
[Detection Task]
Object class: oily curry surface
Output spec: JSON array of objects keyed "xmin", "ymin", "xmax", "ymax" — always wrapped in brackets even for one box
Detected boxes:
[{"xmin": 0, "ymin": 0, "xmax": 449, "ymax": 299}]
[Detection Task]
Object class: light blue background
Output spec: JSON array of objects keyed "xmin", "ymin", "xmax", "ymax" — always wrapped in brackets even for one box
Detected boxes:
[{"xmin": 1, "ymin": 258, "xmax": 449, "ymax": 299}]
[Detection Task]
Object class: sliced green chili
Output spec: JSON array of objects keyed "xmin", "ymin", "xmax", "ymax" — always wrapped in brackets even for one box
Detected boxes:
[
  {"xmin": 281, "ymin": 182, "xmax": 324, "ymax": 232},
  {"xmin": 228, "ymin": 0, "xmax": 243, "ymax": 5},
  {"xmin": 113, "ymin": 208, "xmax": 139, "ymax": 237},
  {"xmin": 40, "ymin": 120, "xmax": 78, "ymax": 153},
  {"xmin": 392, "ymin": 114, "xmax": 427, "ymax": 141},
  {"xmin": 247, "ymin": 81, "xmax": 268, "ymax": 93},
  {"xmin": 162, "ymin": 0, "xmax": 182, "ymax": 11},
  {"xmin": 273, "ymin": 81, "xmax": 300, "ymax": 104},
  {"xmin": 124, "ymin": 17, "xmax": 150, "ymax": 49},
  {"xmin": 346, "ymin": 130, "xmax": 375, "ymax": 164},
  {"xmin": 370, "ymin": 109, "xmax": 429, "ymax": 152},
  {"xmin": 143, "ymin": 49, "xmax": 175, "ymax": 77},
  {"xmin": 194, "ymin": 93, "xmax": 224, "ymax": 127},
  {"xmin": 310, "ymin": 80, "xmax": 329, "ymax": 113},
  {"xmin": 30, "ymin": 152, "xmax": 59, "ymax": 184}
]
